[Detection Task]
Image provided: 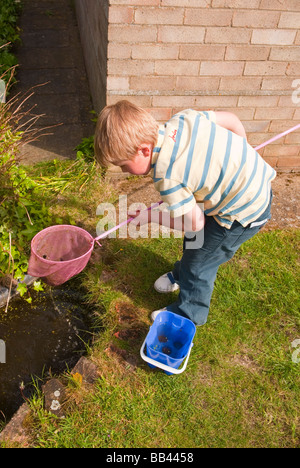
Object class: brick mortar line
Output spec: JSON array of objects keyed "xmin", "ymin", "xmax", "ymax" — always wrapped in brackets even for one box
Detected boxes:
[{"xmin": 108, "ymin": 90, "xmax": 294, "ymax": 96}]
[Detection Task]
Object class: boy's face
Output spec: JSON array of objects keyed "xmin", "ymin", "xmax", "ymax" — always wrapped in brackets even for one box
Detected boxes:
[{"xmin": 117, "ymin": 144, "xmax": 152, "ymax": 176}]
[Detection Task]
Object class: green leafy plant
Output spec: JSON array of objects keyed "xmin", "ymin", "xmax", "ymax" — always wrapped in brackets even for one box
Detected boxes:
[
  {"xmin": 0, "ymin": 72, "xmax": 54, "ymax": 301},
  {"xmin": 16, "ymin": 280, "xmax": 44, "ymax": 304},
  {"xmin": 75, "ymin": 135, "xmax": 95, "ymax": 163},
  {"xmin": 0, "ymin": 0, "xmax": 22, "ymax": 84}
]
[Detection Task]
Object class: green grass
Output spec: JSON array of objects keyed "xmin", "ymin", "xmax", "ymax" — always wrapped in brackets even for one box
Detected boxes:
[{"xmin": 2, "ymin": 160, "xmax": 299, "ymax": 448}]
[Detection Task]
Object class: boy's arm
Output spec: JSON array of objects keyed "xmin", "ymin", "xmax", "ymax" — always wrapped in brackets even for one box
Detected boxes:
[
  {"xmin": 215, "ymin": 111, "xmax": 247, "ymax": 139},
  {"xmin": 129, "ymin": 203, "xmax": 205, "ymax": 232}
]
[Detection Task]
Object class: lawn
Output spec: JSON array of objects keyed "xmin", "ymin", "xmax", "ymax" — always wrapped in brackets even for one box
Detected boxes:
[{"xmin": 2, "ymin": 160, "xmax": 300, "ymax": 448}]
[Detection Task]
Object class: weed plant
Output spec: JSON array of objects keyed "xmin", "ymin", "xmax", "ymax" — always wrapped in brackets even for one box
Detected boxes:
[
  {"xmin": 0, "ymin": 0, "xmax": 22, "ymax": 83},
  {"xmin": 0, "ymin": 74, "xmax": 53, "ymax": 291}
]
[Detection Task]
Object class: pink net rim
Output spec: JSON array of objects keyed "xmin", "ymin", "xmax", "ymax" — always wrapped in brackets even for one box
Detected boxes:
[{"xmin": 30, "ymin": 225, "xmax": 95, "ymax": 265}]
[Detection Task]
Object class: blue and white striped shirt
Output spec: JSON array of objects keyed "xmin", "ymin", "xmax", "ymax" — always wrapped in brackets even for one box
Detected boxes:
[{"xmin": 151, "ymin": 109, "xmax": 276, "ymax": 228}]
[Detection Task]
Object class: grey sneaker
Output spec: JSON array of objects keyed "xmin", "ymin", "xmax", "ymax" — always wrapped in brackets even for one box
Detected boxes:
[
  {"xmin": 154, "ymin": 272, "xmax": 180, "ymax": 293},
  {"xmin": 151, "ymin": 307, "xmax": 167, "ymax": 322}
]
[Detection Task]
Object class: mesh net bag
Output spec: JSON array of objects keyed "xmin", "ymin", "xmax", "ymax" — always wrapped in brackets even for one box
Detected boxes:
[{"xmin": 27, "ymin": 225, "xmax": 95, "ymax": 286}]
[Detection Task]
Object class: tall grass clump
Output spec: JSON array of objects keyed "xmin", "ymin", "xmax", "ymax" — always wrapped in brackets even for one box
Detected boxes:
[{"xmin": 0, "ymin": 71, "xmax": 53, "ymax": 304}]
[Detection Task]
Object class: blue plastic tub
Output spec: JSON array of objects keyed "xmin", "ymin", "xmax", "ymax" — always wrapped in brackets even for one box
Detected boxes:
[{"xmin": 140, "ymin": 311, "xmax": 196, "ymax": 375}]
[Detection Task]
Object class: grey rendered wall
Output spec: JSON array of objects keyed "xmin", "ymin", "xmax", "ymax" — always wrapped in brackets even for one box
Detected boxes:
[{"xmin": 75, "ymin": 0, "xmax": 109, "ymax": 113}]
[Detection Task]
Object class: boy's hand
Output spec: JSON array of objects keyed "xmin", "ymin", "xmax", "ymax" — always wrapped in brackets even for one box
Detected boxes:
[{"xmin": 128, "ymin": 207, "xmax": 151, "ymax": 226}]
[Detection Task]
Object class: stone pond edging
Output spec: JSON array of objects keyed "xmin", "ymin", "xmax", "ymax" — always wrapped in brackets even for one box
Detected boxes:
[{"xmin": 0, "ymin": 356, "xmax": 99, "ymax": 446}]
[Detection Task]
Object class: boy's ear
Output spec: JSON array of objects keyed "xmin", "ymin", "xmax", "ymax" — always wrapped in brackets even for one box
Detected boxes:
[{"xmin": 138, "ymin": 143, "xmax": 152, "ymax": 158}]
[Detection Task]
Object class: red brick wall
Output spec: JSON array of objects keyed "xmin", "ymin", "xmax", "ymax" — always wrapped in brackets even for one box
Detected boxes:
[
  {"xmin": 75, "ymin": 1, "xmax": 300, "ymax": 171},
  {"xmin": 105, "ymin": 0, "xmax": 300, "ymax": 171}
]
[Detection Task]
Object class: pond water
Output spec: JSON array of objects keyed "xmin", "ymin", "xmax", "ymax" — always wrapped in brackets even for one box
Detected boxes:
[{"xmin": 0, "ymin": 284, "xmax": 94, "ymax": 423}]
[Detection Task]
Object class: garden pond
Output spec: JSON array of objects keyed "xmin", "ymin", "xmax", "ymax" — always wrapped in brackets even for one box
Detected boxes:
[{"xmin": 0, "ymin": 283, "xmax": 94, "ymax": 423}]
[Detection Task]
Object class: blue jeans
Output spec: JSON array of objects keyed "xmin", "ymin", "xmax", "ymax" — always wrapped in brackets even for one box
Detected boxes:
[{"xmin": 167, "ymin": 193, "xmax": 273, "ymax": 326}]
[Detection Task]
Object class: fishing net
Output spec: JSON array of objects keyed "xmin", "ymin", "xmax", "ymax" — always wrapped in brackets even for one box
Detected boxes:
[
  {"xmin": 27, "ymin": 124, "xmax": 300, "ymax": 287},
  {"xmin": 27, "ymin": 202, "xmax": 163, "ymax": 286},
  {"xmin": 27, "ymin": 225, "xmax": 95, "ymax": 286}
]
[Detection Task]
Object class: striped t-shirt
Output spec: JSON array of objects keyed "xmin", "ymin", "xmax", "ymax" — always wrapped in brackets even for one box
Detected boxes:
[{"xmin": 150, "ymin": 109, "xmax": 276, "ymax": 228}]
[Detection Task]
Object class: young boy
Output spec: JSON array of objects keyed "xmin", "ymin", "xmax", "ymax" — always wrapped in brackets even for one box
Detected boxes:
[{"xmin": 95, "ymin": 100, "xmax": 276, "ymax": 326}]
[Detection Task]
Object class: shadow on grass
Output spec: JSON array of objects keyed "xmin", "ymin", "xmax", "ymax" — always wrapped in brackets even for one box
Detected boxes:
[
  {"xmin": 81, "ymin": 235, "xmax": 184, "ymax": 370},
  {"xmin": 95, "ymin": 235, "xmax": 182, "ymax": 312}
]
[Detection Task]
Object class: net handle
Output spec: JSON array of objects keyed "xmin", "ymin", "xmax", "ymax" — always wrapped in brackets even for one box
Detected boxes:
[
  {"xmin": 94, "ymin": 201, "xmax": 163, "ymax": 242},
  {"xmin": 254, "ymin": 123, "xmax": 300, "ymax": 151}
]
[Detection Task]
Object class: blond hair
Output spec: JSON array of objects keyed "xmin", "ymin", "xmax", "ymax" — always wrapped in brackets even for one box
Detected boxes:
[{"xmin": 94, "ymin": 100, "xmax": 159, "ymax": 167}]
